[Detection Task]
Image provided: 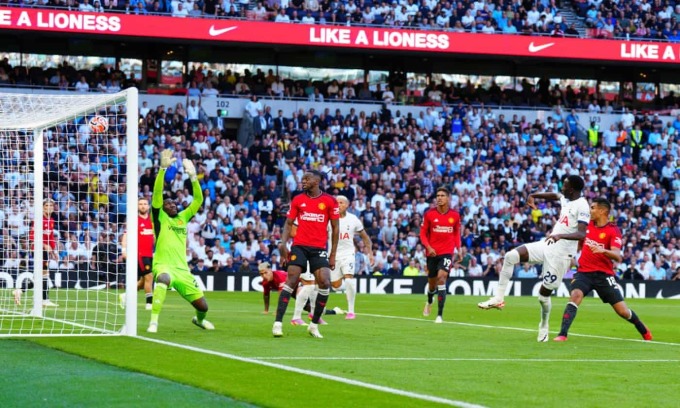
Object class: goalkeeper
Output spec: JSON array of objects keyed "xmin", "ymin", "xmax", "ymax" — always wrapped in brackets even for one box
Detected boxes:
[{"xmin": 147, "ymin": 149, "xmax": 214, "ymax": 333}]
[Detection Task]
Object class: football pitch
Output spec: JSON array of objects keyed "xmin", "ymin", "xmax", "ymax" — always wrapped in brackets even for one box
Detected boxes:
[{"xmin": 3, "ymin": 291, "xmax": 679, "ymax": 407}]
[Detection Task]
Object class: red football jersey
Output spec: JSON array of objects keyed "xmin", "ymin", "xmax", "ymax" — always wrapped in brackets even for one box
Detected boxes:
[
  {"xmin": 287, "ymin": 192, "xmax": 339, "ymax": 249},
  {"xmin": 30, "ymin": 217, "xmax": 56, "ymax": 250},
  {"xmin": 138, "ymin": 215, "xmax": 155, "ymax": 258},
  {"xmin": 578, "ymin": 221, "xmax": 622, "ymax": 275},
  {"xmin": 420, "ymin": 208, "xmax": 461, "ymax": 257},
  {"xmin": 262, "ymin": 270, "xmax": 288, "ymax": 296}
]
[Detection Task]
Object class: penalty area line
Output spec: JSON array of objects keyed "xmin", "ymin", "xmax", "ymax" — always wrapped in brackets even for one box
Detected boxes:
[
  {"xmin": 138, "ymin": 336, "xmax": 488, "ymax": 408},
  {"xmin": 360, "ymin": 313, "xmax": 680, "ymax": 347}
]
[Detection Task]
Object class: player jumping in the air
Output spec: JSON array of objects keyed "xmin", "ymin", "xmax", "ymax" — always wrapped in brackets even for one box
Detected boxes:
[
  {"xmin": 478, "ymin": 175, "xmax": 589, "ymax": 342},
  {"xmin": 147, "ymin": 149, "xmax": 213, "ymax": 333}
]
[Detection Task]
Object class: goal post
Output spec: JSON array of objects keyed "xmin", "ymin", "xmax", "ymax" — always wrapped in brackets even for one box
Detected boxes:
[{"xmin": 0, "ymin": 88, "xmax": 138, "ymax": 337}]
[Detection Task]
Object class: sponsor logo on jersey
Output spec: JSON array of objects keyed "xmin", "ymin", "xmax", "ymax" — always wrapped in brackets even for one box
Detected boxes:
[
  {"xmin": 300, "ymin": 212, "xmax": 326, "ymax": 222},
  {"xmin": 614, "ymin": 237, "xmax": 622, "ymax": 246},
  {"xmin": 169, "ymin": 225, "xmax": 187, "ymax": 235},
  {"xmin": 584, "ymin": 237, "xmax": 604, "ymax": 250},
  {"xmin": 433, "ymin": 226, "xmax": 454, "ymax": 233},
  {"xmin": 300, "ymin": 203, "xmax": 307, "ymax": 207}
]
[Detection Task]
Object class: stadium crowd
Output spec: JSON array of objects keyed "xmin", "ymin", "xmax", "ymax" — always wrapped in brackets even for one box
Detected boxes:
[
  {"xmin": 4, "ymin": 0, "xmax": 680, "ymax": 41},
  {"xmin": 2, "ymin": 69, "xmax": 679, "ymax": 283}
]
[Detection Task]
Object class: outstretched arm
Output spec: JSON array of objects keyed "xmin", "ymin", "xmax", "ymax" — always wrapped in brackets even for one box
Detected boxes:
[
  {"xmin": 184, "ymin": 159, "xmax": 203, "ymax": 216},
  {"xmin": 153, "ymin": 149, "xmax": 176, "ymax": 209},
  {"xmin": 527, "ymin": 192, "xmax": 560, "ymax": 209}
]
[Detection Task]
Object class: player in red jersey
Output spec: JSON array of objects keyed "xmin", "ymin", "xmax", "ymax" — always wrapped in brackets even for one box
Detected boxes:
[
  {"xmin": 419, "ymin": 187, "xmax": 461, "ymax": 323},
  {"xmin": 554, "ymin": 198, "xmax": 652, "ymax": 342},
  {"xmin": 14, "ymin": 200, "xmax": 59, "ymax": 307},
  {"xmin": 272, "ymin": 170, "xmax": 339, "ymax": 338},
  {"xmin": 121, "ymin": 198, "xmax": 155, "ymax": 310},
  {"xmin": 259, "ymin": 262, "xmax": 289, "ymax": 314}
]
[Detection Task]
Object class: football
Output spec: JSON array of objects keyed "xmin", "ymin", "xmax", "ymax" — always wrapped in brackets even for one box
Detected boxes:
[{"xmin": 88, "ymin": 115, "xmax": 109, "ymax": 133}]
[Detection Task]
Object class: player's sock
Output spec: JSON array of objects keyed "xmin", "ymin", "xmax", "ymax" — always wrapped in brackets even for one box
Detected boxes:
[
  {"xmin": 196, "ymin": 309, "xmax": 207, "ymax": 323},
  {"xmin": 324, "ymin": 308, "xmax": 336, "ymax": 315},
  {"xmin": 538, "ymin": 294, "xmax": 551, "ymax": 328},
  {"xmin": 345, "ymin": 277, "xmax": 356, "ymax": 314},
  {"xmin": 309, "ymin": 286, "xmax": 319, "ymax": 316},
  {"xmin": 312, "ymin": 288, "xmax": 329, "ymax": 324},
  {"xmin": 558, "ymin": 302, "xmax": 578, "ymax": 336},
  {"xmin": 293, "ymin": 285, "xmax": 313, "ymax": 320},
  {"xmin": 274, "ymin": 284, "xmax": 294, "ymax": 322},
  {"xmin": 145, "ymin": 293, "xmax": 153, "ymax": 305},
  {"xmin": 22, "ymin": 279, "xmax": 33, "ymax": 293},
  {"xmin": 427, "ymin": 288, "xmax": 436, "ymax": 305},
  {"xmin": 497, "ymin": 249, "xmax": 519, "ymax": 301},
  {"xmin": 42, "ymin": 276, "xmax": 49, "ymax": 300},
  {"xmin": 436, "ymin": 284, "xmax": 447, "ymax": 317},
  {"xmin": 150, "ymin": 282, "xmax": 168, "ymax": 325},
  {"xmin": 627, "ymin": 310, "xmax": 649, "ymax": 335}
]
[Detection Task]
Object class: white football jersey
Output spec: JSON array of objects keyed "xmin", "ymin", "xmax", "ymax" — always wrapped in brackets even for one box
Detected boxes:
[
  {"xmin": 328, "ymin": 212, "xmax": 365, "ymax": 259},
  {"xmin": 550, "ymin": 195, "xmax": 590, "ymax": 254}
]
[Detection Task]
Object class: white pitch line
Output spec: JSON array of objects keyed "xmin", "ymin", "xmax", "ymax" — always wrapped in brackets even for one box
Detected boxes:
[
  {"xmin": 138, "ymin": 336, "xmax": 488, "ymax": 408},
  {"xmin": 251, "ymin": 357, "xmax": 680, "ymax": 363},
  {"xmin": 360, "ymin": 313, "xmax": 680, "ymax": 347}
]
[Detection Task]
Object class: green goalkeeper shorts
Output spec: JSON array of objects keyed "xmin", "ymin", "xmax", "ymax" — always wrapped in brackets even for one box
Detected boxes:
[{"xmin": 154, "ymin": 264, "xmax": 205, "ymax": 303}]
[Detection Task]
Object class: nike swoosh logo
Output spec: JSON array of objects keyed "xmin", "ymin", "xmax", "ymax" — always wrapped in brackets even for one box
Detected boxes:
[
  {"xmin": 528, "ymin": 42, "xmax": 555, "ymax": 53},
  {"xmin": 655, "ymin": 289, "xmax": 680, "ymax": 299},
  {"xmin": 208, "ymin": 25, "xmax": 238, "ymax": 37}
]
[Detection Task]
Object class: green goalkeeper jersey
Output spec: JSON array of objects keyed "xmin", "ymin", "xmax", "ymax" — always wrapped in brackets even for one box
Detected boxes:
[{"xmin": 151, "ymin": 168, "xmax": 203, "ymax": 272}]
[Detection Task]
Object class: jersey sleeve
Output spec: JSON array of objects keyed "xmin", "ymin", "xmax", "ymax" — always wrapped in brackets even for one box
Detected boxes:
[
  {"xmin": 453, "ymin": 212, "xmax": 462, "ymax": 250},
  {"xmin": 329, "ymin": 196, "xmax": 340, "ymax": 220},
  {"xmin": 184, "ymin": 178, "xmax": 204, "ymax": 218},
  {"xmin": 354, "ymin": 216, "xmax": 365, "ymax": 233},
  {"xmin": 152, "ymin": 168, "xmax": 166, "ymax": 209},
  {"xmin": 287, "ymin": 196, "xmax": 299, "ymax": 220},
  {"xmin": 610, "ymin": 226, "xmax": 623, "ymax": 250},
  {"xmin": 577, "ymin": 200, "xmax": 591, "ymax": 224},
  {"xmin": 419, "ymin": 210, "xmax": 431, "ymax": 248}
]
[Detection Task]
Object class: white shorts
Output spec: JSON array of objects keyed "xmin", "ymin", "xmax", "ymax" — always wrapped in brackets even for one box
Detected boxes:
[
  {"xmin": 331, "ymin": 256, "xmax": 355, "ymax": 282},
  {"xmin": 524, "ymin": 240, "xmax": 573, "ymax": 291}
]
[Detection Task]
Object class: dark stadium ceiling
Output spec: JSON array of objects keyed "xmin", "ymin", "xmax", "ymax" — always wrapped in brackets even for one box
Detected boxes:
[{"xmin": 0, "ymin": 30, "xmax": 676, "ymax": 83}]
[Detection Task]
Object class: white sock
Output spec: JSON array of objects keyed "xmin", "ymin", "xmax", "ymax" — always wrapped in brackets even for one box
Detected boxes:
[
  {"xmin": 309, "ymin": 285, "xmax": 319, "ymax": 316},
  {"xmin": 538, "ymin": 294, "xmax": 551, "ymax": 328},
  {"xmin": 496, "ymin": 249, "xmax": 519, "ymax": 301},
  {"xmin": 293, "ymin": 284, "xmax": 314, "ymax": 320},
  {"xmin": 345, "ymin": 278, "xmax": 356, "ymax": 314}
]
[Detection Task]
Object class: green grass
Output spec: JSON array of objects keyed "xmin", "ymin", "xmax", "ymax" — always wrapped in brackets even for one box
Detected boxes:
[{"xmin": 4, "ymin": 291, "xmax": 680, "ymax": 407}]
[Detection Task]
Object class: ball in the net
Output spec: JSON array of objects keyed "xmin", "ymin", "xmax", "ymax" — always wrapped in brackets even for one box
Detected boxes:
[{"xmin": 89, "ymin": 115, "xmax": 109, "ymax": 133}]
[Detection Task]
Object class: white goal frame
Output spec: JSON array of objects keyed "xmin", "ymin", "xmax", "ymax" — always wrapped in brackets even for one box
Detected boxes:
[{"xmin": 0, "ymin": 88, "xmax": 138, "ymax": 337}]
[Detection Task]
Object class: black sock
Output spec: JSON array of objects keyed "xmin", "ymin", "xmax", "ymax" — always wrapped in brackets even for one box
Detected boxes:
[
  {"xmin": 558, "ymin": 303, "xmax": 578, "ymax": 336},
  {"xmin": 312, "ymin": 288, "xmax": 329, "ymax": 324},
  {"xmin": 146, "ymin": 294, "xmax": 153, "ymax": 304},
  {"xmin": 627, "ymin": 310, "xmax": 648, "ymax": 335},
  {"xmin": 324, "ymin": 309, "xmax": 336, "ymax": 315},
  {"xmin": 427, "ymin": 289, "xmax": 436, "ymax": 304},
  {"xmin": 22, "ymin": 279, "xmax": 33, "ymax": 292},
  {"xmin": 303, "ymin": 300, "xmax": 311, "ymax": 313},
  {"xmin": 43, "ymin": 276, "xmax": 49, "ymax": 300},
  {"xmin": 275, "ymin": 285, "xmax": 294, "ymax": 322},
  {"xmin": 437, "ymin": 285, "xmax": 446, "ymax": 317}
]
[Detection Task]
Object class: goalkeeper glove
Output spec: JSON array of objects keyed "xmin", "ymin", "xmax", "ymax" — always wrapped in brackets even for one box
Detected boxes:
[
  {"xmin": 183, "ymin": 158, "xmax": 197, "ymax": 180},
  {"xmin": 160, "ymin": 149, "xmax": 176, "ymax": 169}
]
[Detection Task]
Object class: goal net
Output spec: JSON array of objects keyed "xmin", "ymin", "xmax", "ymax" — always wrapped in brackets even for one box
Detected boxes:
[{"xmin": 0, "ymin": 89, "xmax": 138, "ymax": 336}]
